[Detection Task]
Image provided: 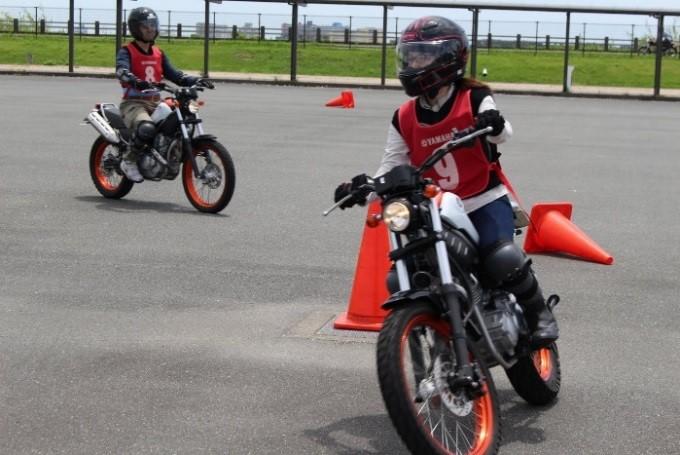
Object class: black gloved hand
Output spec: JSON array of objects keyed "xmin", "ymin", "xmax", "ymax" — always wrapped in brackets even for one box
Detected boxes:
[
  {"xmin": 196, "ymin": 78, "xmax": 215, "ymax": 89},
  {"xmin": 475, "ymin": 109, "xmax": 505, "ymax": 136},
  {"xmin": 132, "ymin": 78, "xmax": 152, "ymax": 91},
  {"xmin": 334, "ymin": 173, "xmax": 370, "ymax": 209}
]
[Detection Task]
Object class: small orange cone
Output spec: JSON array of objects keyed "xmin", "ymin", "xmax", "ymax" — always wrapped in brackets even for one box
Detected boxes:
[
  {"xmin": 325, "ymin": 90, "xmax": 355, "ymax": 108},
  {"xmin": 341, "ymin": 90, "xmax": 355, "ymax": 108},
  {"xmin": 334, "ymin": 200, "xmax": 391, "ymax": 331},
  {"xmin": 523, "ymin": 202, "xmax": 614, "ymax": 265}
]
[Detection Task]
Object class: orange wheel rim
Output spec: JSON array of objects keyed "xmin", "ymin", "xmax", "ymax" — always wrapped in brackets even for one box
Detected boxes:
[
  {"xmin": 183, "ymin": 148, "xmax": 225, "ymax": 209},
  {"xmin": 94, "ymin": 142, "xmax": 120, "ymax": 191},
  {"xmin": 400, "ymin": 314, "xmax": 495, "ymax": 455},
  {"xmin": 533, "ymin": 347, "xmax": 554, "ymax": 381},
  {"xmin": 183, "ymin": 161, "xmax": 212, "ymax": 209}
]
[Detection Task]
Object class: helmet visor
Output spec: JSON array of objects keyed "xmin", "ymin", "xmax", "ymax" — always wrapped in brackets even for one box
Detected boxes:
[
  {"xmin": 138, "ymin": 17, "xmax": 159, "ymax": 34},
  {"xmin": 397, "ymin": 39, "xmax": 464, "ymax": 73}
]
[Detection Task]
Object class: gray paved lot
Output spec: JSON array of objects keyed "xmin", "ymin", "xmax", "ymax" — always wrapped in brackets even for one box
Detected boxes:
[{"xmin": 1, "ymin": 75, "xmax": 679, "ymax": 454}]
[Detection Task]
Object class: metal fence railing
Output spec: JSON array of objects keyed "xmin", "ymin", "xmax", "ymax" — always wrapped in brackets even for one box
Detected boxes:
[{"xmin": 1, "ymin": 2, "xmax": 679, "ymax": 97}]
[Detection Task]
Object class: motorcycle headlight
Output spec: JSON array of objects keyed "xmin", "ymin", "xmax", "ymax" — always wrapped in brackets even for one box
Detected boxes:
[
  {"xmin": 188, "ymin": 100, "xmax": 201, "ymax": 113},
  {"xmin": 383, "ymin": 200, "xmax": 411, "ymax": 232}
]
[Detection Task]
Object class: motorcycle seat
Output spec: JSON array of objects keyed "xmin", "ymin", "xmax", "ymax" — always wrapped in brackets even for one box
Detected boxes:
[{"xmin": 101, "ymin": 105, "xmax": 126, "ymax": 130}]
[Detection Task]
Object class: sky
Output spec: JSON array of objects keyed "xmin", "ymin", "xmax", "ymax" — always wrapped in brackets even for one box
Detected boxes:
[{"xmin": 3, "ymin": 1, "xmax": 679, "ymax": 38}]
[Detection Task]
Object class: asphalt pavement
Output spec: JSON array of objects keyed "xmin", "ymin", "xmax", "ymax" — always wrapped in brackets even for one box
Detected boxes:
[{"xmin": 0, "ymin": 75, "xmax": 679, "ymax": 454}]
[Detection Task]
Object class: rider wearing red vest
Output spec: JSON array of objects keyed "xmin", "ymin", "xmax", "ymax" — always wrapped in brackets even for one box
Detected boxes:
[
  {"xmin": 114, "ymin": 6, "xmax": 214, "ymax": 183},
  {"xmin": 333, "ymin": 16, "xmax": 558, "ymax": 347}
]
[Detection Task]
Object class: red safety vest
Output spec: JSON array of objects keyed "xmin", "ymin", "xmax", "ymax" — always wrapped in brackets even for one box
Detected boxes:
[
  {"xmin": 398, "ymin": 88, "xmax": 493, "ymax": 199},
  {"xmin": 120, "ymin": 42, "xmax": 163, "ymax": 95}
]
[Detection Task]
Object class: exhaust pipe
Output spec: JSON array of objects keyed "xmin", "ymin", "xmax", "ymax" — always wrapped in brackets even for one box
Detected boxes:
[{"xmin": 87, "ymin": 110, "xmax": 120, "ymax": 144}]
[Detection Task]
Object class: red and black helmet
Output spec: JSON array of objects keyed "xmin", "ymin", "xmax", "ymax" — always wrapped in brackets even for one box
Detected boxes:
[
  {"xmin": 128, "ymin": 7, "xmax": 159, "ymax": 43},
  {"xmin": 397, "ymin": 16, "xmax": 469, "ymax": 97}
]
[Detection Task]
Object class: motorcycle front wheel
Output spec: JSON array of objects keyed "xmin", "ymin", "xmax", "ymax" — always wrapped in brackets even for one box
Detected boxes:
[
  {"xmin": 505, "ymin": 342, "xmax": 561, "ymax": 406},
  {"xmin": 377, "ymin": 302, "xmax": 501, "ymax": 455},
  {"xmin": 89, "ymin": 136, "xmax": 133, "ymax": 199},
  {"xmin": 182, "ymin": 139, "xmax": 236, "ymax": 213}
]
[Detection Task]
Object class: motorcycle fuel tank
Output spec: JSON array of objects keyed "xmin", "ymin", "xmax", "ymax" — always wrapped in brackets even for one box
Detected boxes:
[{"xmin": 439, "ymin": 192, "xmax": 480, "ymax": 244}]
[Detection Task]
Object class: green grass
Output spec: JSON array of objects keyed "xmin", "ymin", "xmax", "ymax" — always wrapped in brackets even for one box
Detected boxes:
[{"xmin": 2, "ymin": 33, "xmax": 679, "ymax": 88}]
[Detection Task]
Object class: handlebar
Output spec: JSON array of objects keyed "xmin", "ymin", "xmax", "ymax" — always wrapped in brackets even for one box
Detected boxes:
[
  {"xmin": 322, "ymin": 181, "xmax": 375, "ymax": 216},
  {"xmin": 323, "ymin": 126, "xmax": 493, "ymax": 217},
  {"xmin": 140, "ymin": 82, "xmax": 211, "ymax": 97}
]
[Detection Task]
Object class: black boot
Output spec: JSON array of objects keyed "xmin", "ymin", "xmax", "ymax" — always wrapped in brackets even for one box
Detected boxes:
[{"xmin": 519, "ymin": 289, "xmax": 559, "ymax": 348}]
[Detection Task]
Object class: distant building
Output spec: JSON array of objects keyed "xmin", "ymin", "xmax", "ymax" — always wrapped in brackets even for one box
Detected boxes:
[{"xmin": 279, "ymin": 20, "xmax": 381, "ymax": 43}]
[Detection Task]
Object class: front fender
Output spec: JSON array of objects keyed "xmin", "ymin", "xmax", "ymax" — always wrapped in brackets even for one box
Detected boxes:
[
  {"xmin": 193, "ymin": 134, "xmax": 217, "ymax": 143},
  {"xmin": 382, "ymin": 289, "xmax": 439, "ymax": 311}
]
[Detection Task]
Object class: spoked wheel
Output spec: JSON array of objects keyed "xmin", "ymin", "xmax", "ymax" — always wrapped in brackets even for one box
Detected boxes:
[
  {"xmin": 377, "ymin": 302, "xmax": 501, "ymax": 455},
  {"xmin": 182, "ymin": 139, "xmax": 235, "ymax": 213},
  {"xmin": 89, "ymin": 136, "xmax": 133, "ymax": 199},
  {"xmin": 505, "ymin": 342, "xmax": 561, "ymax": 406}
]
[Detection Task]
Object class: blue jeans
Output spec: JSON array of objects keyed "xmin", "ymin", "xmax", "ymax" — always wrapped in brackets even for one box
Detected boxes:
[{"xmin": 468, "ymin": 196, "xmax": 515, "ymax": 253}]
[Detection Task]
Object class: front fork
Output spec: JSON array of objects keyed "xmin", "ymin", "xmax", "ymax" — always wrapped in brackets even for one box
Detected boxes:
[
  {"xmin": 176, "ymin": 109, "xmax": 205, "ymax": 179},
  {"xmin": 391, "ymin": 200, "xmax": 478, "ymax": 390}
]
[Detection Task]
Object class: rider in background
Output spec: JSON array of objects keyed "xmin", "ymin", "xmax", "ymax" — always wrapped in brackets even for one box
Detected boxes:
[
  {"xmin": 334, "ymin": 16, "xmax": 558, "ymax": 347},
  {"xmin": 115, "ymin": 6, "xmax": 214, "ymax": 182}
]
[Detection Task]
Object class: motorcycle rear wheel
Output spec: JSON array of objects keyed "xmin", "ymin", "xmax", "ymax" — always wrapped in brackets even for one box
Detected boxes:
[
  {"xmin": 505, "ymin": 342, "xmax": 561, "ymax": 406},
  {"xmin": 89, "ymin": 136, "xmax": 133, "ymax": 199},
  {"xmin": 182, "ymin": 139, "xmax": 235, "ymax": 213},
  {"xmin": 377, "ymin": 302, "xmax": 501, "ymax": 455}
]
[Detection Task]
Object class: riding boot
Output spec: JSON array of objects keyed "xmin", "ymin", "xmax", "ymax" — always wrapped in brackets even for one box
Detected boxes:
[
  {"xmin": 480, "ymin": 241, "xmax": 559, "ymax": 348},
  {"xmin": 516, "ymin": 285, "xmax": 559, "ymax": 348},
  {"xmin": 500, "ymin": 261, "xmax": 558, "ymax": 346}
]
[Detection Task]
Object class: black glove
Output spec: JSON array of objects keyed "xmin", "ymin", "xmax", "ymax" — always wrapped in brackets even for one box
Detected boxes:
[
  {"xmin": 196, "ymin": 78, "xmax": 215, "ymax": 89},
  {"xmin": 475, "ymin": 109, "xmax": 505, "ymax": 136},
  {"xmin": 334, "ymin": 173, "xmax": 370, "ymax": 209},
  {"xmin": 132, "ymin": 78, "xmax": 152, "ymax": 91}
]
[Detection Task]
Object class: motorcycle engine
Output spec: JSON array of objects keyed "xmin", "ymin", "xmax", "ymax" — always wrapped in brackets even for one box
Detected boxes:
[
  {"xmin": 481, "ymin": 291, "xmax": 526, "ymax": 359},
  {"xmin": 138, "ymin": 135, "xmax": 181, "ymax": 180},
  {"xmin": 138, "ymin": 150, "xmax": 165, "ymax": 180}
]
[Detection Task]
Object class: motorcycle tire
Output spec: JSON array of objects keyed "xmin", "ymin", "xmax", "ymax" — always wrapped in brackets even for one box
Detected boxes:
[
  {"xmin": 182, "ymin": 139, "xmax": 235, "ymax": 214},
  {"xmin": 89, "ymin": 136, "xmax": 134, "ymax": 199},
  {"xmin": 377, "ymin": 301, "xmax": 501, "ymax": 455},
  {"xmin": 505, "ymin": 342, "xmax": 561, "ymax": 406}
]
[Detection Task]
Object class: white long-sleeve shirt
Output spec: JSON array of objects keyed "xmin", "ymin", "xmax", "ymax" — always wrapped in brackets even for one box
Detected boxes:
[{"xmin": 374, "ymin": 85, "xmax": 513, "ymax": 213}]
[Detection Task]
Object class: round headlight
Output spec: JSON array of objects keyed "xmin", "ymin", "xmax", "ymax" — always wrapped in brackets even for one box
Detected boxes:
[
  {"xmin": 383, "ymin": 200, "xmax": 411, "ymax": 232},
  {"xmin": 188, "ymin": 100, "xmax": 201, "ymax": 113}
]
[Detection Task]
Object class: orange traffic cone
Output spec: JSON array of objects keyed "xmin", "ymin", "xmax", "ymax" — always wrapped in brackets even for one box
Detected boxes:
[
  {"xmin": 523, "ymin": 202, "xmax": 614, "ymax": 265},
  {"xmin": 325, "ymin": 90, "xmax": 355, "ymax": 108},
  {"xmin": 334, "ymin": 200, "xmax": 391, "ymax": 331},
  {"xmin": 341, "ymin": 90, "xmax": 355, "ymax": 108}
]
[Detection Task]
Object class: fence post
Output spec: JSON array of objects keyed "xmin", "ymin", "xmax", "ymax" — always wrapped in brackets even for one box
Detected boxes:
[
  {"xmin": 202, "ymin": 0, "xmax": 210, "ymax": 78},
  {"xmin": 516, "ymin": 34, "xmax": 521, "ymax": 49},
  {"xmin": 470, "ymin": 8, "xmax": 479, "ymax": 78},
  {"xmin": 68, "ymin": 0, "xmax": 74, "ymax": 73},
  {"xmin": 604, "ymin": 36, "xmax": 609, "ymax": 52},
  {"xmin": 653, "ymin": 14, "xmax": 664, "ymax": 96},
  {"xmin": 290, "ymin": 2, "xmax": 299, "ymax": 81},
  {"xmin": 546, "ymin": 35, "xmax": 550, "ymax": 50},
  {"xmin": 381, "ymin": 4, "xmax": 388, "ymax": 86},
  {"xmin": 562, "ymin": 11, "xmax": 571, "ymax": 93}
]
